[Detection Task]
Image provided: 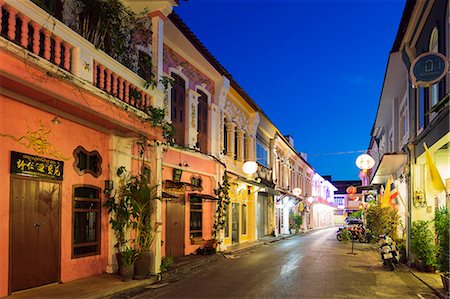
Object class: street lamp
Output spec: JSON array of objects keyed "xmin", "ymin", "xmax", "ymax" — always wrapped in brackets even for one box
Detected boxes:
[
  {"xmin": 242, "ymin": 161, "xmax": 258, "ymax": 176},
  {"xmin": 292, "ymin": 188, "xmax": 302, "ymax": 197}
]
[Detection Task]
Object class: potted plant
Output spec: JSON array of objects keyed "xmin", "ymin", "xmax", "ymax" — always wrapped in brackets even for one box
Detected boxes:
[
  {"xmin": 115, "ymin": 165, "xmax": 157, "ymax": 279},
  {"xmin": 434, "ymin": 207, "xmax": 449, "ymax": 291},
  {"xmin": 104, "ymin": 164, "xmax": 158, "ymax": 279},
  {"xmin": 104, "ymin": 168, "xmax": 136, "ymax": 270},
  {"xmin": 411, "ymin": 220, "xmax": 437, "ymax": 272},
  {"xmin": 119, "ymin": 246, "xmax": 137, "ymax": 282}
]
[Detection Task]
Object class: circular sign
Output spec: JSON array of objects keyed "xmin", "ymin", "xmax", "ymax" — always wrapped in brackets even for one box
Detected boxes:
[{"xmin": 410, "ymin": 52, "xmax": 448, "ymax": 87}]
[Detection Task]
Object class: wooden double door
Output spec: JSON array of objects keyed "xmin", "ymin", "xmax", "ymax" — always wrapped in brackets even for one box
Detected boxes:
[{"xmin": 10, "ymin": 176, "xmax": 61, "ymax": 293}]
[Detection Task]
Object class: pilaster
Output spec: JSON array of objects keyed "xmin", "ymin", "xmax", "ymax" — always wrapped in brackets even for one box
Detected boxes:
[
  {"xmin": 187, "ymin": 89, "xmax": 200, "ymax": 148},
  {"xmin": 210, "ymin": 103, "xmax": 221, "ymax": 157},
  {"xmin": 149, "ymin": 11, "xmax": 165, "ymax": 95},
  {"xmin": 149, "ymin": 142, "xmax": 163, "ymax": 275},
  {"xmin": 106, "ymin": 135, "xmax": 134, "ymax": 273},
  {"xmin": 236, "ymin": 129, "xmax": 245, "ymax": 162}
]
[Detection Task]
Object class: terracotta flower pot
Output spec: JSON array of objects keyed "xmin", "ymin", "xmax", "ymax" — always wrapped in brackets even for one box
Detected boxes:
[{"xmin": 134, "ymin": 250, "xmax": 152, "ymax": 280}]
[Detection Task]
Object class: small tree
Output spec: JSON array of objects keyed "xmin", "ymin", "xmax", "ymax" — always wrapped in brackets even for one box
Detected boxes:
[
  {"xmin": 365, "ymin": 201, "xmax": 399, "ymax": 240},
  {"xmin": 293, "ymin": 214, "xmax": 303, "ymax": 233},
  {"xmin": 213, "ymin": 171, "xmax": 231, "ymax": 243},
  {"xmin": 348, "ymin": 210, "xmax": 362, "ymax": 219},
  {"xmin": 411, "ymin": 220, "xmax": 437, "ymax": 268},
  {"xmin": 434, "ymin": 207, "xmax": 449, "ymax": 273}
]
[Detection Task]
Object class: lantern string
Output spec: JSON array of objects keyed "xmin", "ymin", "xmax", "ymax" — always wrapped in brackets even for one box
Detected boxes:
[{"xmin": 308, "ymin": 149, "xmax": 380, "ymax": 157}]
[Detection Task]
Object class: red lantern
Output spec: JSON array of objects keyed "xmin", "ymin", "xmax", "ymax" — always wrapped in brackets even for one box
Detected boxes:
[
  {"xmin": 348, "ymin": 194, "xmax": 357, "ymax": 200},
  {"xmin": 346, "ymin": 185, "xmax": 357, "ymax": 194}
]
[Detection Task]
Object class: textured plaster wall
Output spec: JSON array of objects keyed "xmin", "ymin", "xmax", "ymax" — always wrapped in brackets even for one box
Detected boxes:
[{"xmin": 0, "ymin": 96, "xmax": 110, "ymax": 296}]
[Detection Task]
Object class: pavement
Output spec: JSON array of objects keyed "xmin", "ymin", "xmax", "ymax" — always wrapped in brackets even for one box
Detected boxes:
[{"xmin": 4, "ymin": 231, "xmax": 449, "ymax": 299}]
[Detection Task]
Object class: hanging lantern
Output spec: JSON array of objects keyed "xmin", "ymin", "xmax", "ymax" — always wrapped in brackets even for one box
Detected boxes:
[
  {"xmin": 346, "ymin": 185, "xmax": 357, "ymax": 194},
  {"xmin": 355, "ymin": 154, "xmax": 375, "ymax": 170},
  {"xmin": 348, "ymin": 194, "xmax": 357, "ymax": 200}
]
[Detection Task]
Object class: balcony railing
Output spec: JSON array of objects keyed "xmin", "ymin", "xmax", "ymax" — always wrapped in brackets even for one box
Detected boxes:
[{"xmin": 1, "ymin": 0, "xmax": 163, "ymax": 112}]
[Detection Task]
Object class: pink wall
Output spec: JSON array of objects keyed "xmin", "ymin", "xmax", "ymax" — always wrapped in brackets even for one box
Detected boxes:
[
  {"xmin": 161, "ymin": 149, "xmax": 217, "ymax": 256},
  {"xmin": 0, "ymin": 96, "xmax": 110, "ymax": 296}
]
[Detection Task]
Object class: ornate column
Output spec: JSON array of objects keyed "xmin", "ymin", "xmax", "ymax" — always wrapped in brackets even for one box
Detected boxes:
[
  {"xmin": 245, "ymin": 134, "xmax": 255, "ymax": 162},
  {"xmin": 226, "ymin": 122, "xmax": 236, "ymax": 159},
  {"xmin": 236, "ymin": 129, "xmax": 245, "ymax": 162}
]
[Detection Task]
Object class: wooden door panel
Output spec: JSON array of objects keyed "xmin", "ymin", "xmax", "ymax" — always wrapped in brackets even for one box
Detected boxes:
[
  {"xmin": 166, "ymin": 202, "xmax": 185, "ymax": 257},
  {"xmin": 37, "ymin": 181, "xmax": 60, "ymax": 285},
  {"xmin": 10, "ymin": 178, "xmax": 39, "ymax": 292}
]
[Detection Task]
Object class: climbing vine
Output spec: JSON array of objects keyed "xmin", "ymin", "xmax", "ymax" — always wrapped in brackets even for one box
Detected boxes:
[{"xmin": 212, "ymin": 171, "xmax": 231, "ymax": 242}]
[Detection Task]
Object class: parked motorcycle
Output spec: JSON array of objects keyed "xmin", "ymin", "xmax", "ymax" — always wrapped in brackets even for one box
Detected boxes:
[
  {"xmin": 348, "ymin": 226, "xmax": 367, "ymax": 243},
  {"xmin": 337, "ymin": 226, "xmax": 366, "ymax": 243},
  {"xmin": 336, "ymin": 227, "xmax": 348, "ymax": 241},
  {"xmin": 379, "ymin": 235, "xmax": 399, "ymax": 270}
]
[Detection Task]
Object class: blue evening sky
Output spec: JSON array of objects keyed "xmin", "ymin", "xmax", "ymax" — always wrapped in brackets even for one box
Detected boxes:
[{"xmin": 174, "ymin": 0, "xmax": 406, "ymax": 180}]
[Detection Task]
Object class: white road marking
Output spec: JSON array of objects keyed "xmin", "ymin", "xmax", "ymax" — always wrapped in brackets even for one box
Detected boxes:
[{"xmin": 280, "ymin": 264, "xmax": 299, "ymax": 275}]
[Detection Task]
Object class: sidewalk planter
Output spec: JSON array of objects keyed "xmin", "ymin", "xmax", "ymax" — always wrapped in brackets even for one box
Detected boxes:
[
  {"xmin": 134, "ymin": 250, "xmax": 152, "ymax": 279},
  {"xmin": 120, "ymin": 265, "xmax": 135, "ymax": 282},
  {"xmin": 119, "ymin": 247, "xmax": 137, "ymax": 282},
  {"xmin": 410, "ymin": 221, "xmax": 437, "ymax": 271}
]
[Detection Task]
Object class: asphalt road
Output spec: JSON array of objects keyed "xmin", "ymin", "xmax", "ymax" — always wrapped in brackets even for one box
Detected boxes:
[{"xmin": 115, "ymin": 228, "xmax": 439, "ymax": 299}]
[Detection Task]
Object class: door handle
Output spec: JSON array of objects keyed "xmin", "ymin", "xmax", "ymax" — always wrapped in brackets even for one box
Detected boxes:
[{"xmin": 33, "ymin": 223, "xmax": 41, "ymax": 227}]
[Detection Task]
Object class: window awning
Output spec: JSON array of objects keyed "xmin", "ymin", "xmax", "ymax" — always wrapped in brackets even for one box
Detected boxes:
[
  {"xmin": 370, "ymin": 153, "xmax": 407, "ymax": 185},
  {"xmin": 189, "ymin": 193, "xmax": 218, "ymax": 201},
  {"xmin": 162, "ymin": 191, "xmax": 179, "ymax": 199}
]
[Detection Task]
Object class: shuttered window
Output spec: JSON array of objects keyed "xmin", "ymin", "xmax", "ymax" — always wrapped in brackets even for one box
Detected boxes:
[
  {"xmin": 171, "ymin": 73, "xmax": 186, "ymax": 145},
  {"xmin": 197, "ymin": 90, "xmax": 208, "ymax": 153}
]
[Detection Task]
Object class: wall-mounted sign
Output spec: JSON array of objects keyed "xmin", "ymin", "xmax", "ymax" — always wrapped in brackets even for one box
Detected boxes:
[
  {"xmin": 10, "ymin": 151, "xmax": 64, "ymax": 180},
  {"xmin": 410, "ymin": 52, "xmax": 448, "ymax": 87}
]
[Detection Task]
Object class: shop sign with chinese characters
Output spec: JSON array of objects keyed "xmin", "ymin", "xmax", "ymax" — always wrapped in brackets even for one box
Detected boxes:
[{"xmin": 10, "ymin": 151, "xmax": 64, "ymax": 180}]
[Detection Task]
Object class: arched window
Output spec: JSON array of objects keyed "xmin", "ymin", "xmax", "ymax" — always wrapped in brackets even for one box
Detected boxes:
[
  {"xmin": 197, "ymin": 89, "xmax": 208, "ymax": 153},
  {"xmin": 171, "ymin": 73, "xmax": 186, "ymax": 145}
]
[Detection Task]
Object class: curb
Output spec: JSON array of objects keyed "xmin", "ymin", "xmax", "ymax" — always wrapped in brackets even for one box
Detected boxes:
[
  {"xmin": 96, "ymin": 276, "xmax": 159, "ymax": 299},
  {"xmin": 398, "ymin": 264, "xmax": 447, "ymax": 299}
]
